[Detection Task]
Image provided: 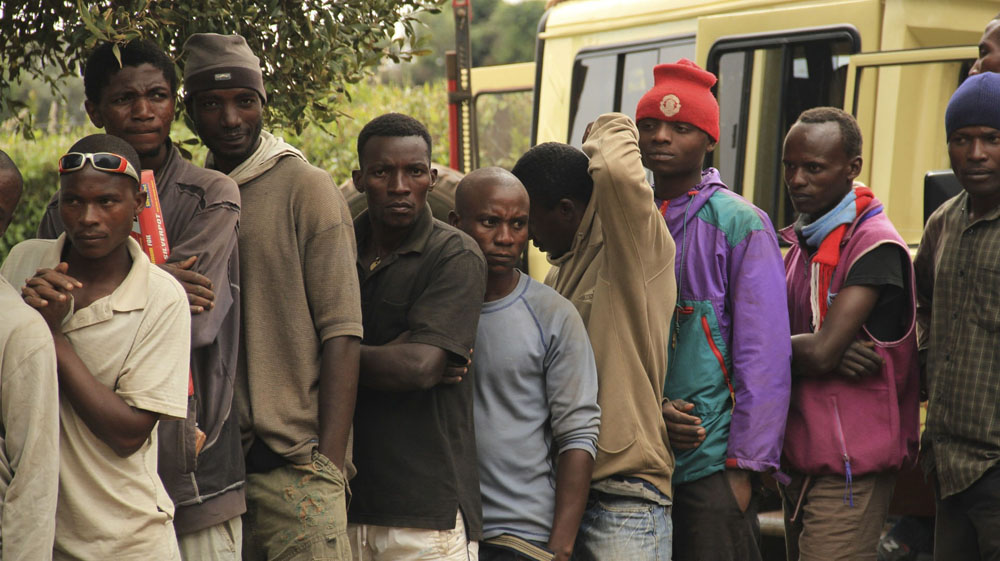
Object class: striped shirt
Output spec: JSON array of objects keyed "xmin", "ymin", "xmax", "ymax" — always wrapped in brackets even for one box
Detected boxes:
[{"xmin": 915, "ymin": 191, "xmax": 1000, "ymax": 498}]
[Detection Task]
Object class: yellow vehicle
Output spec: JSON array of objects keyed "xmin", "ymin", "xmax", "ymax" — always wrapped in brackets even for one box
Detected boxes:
[
  {"xmin": 466, "ymin": 0, "xmax": 997, "ymax": 275},
  {"xmin": 462, "ymin": 1, "xmax": 997, "ymax": 546}
]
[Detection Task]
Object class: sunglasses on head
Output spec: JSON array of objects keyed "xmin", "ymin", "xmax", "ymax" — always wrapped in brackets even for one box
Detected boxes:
[{"xmin": 58, "ymin": 152, "xmax": 140, "ymax": 183}]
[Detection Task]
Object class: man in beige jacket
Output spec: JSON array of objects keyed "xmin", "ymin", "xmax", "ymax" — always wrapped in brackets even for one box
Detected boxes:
[{"xmin": 511, "ymin": 113, "xmax": 677, "ymax": 560}]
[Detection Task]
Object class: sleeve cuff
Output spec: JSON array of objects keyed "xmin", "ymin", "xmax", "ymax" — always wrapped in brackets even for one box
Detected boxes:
[
  {"xmin": 559, "ymin": 440, "xmax": 598, "ymax": 459},
  {"xmin": 407, "ymin": 331, "xmax": 472, "ymax": 362},
  {"xmin": 726, "ymin": 457, "xmax": 779, "ymax": 474}
]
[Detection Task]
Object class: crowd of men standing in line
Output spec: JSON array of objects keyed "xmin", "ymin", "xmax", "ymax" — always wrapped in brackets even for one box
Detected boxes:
[{"xmin": 1, "ymin": 12, "xmax": 1000, "ymax": 561}]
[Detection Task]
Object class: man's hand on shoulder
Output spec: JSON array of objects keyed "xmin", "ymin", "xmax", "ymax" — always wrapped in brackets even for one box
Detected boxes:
[
  {"xmin": 159, "ymin": 255, "xmax": 215, "ymax": 314},
  {"xmin": 662, "ymin": 398, "xmax": 705, "ymax": 450}
]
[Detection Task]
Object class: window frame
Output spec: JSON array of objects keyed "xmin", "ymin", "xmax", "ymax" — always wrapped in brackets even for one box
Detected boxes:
[
  {"xmin": 705, "ymin": 26, "xmax": 862, "ymax": 195},
  {"xmin": 566, "ymin": 35, "xmax": 696, "ymax": 145},
  {"xmin": 473, "ymin": 87, "xmax": 534, "ymax": 170}
]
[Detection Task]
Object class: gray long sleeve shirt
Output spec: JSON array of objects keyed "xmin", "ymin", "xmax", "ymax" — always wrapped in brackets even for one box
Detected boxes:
[{"xmin": 474, "ymin": 271, "xmax": 601, "ymax": 543}]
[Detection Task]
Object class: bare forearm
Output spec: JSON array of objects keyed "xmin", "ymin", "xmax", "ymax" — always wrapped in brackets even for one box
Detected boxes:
[
  {"xmin": 791, "ymin": 284, "xmax": 881, "ymax": 378},
  {"xmin": 52, "ymin": 334, "xmax": 158, "ymax": 457},
  {"xmin": 548, "ymin": 449, "xmax": 594, "ymax": 560},
  {"xmin": 359, "ymin": 342, "xmax": 447, "ymax": 391},
  {"xmin": 318, "ymin": 336, "xmax": 360, "ymax": 469},
  {"xmin": 790, "ymin": 333, "xmax": 842, "ymax": 376}
]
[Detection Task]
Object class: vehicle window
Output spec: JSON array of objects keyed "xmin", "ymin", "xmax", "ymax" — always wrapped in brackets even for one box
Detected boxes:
[
  {"xmin": 568, "ymin": 37, "xmax": 696, "ymax": 147},
  {"xmin": 716, "ymin": 51, "xmax": 749, "ymax": 190},
  {"xmin": 475, "ymin": 89, "xmax": 534, "ymax": 170},
  {"xmin": 709, "ymin": 31, "xmax": 857, "ymax": 229},
  {"xmin": 568, "ymin": 55, "xmax": 617, "ymax": 147},
  {"xmin": 620, "ymin": 50, "xmax": 659, "ymax": 121}
]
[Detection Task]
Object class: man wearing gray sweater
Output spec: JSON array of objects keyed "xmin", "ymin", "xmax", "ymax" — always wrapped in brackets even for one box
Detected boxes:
[{"xmin": 450, "ymin": 167, "xmax": 601, "ymax": 561}]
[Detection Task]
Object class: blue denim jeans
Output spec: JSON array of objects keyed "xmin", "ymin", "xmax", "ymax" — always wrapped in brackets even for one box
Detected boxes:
[{"xmin": 571, "ymin": 491, "xmax": 672, "ymax": 561}]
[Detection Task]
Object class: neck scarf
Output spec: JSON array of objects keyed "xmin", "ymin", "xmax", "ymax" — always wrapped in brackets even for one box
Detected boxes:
[
  {"xmin": 208, "ymin": 130, "xmax": 307, "ymax": 185},
  {"xmin": 797, "ymin": 186, "xmax": 875, "ymax": 329}
]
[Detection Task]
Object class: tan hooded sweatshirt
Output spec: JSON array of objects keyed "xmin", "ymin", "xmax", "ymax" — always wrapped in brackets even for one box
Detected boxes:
[{"xmin": 545, "ymin": 113, "xmax": 677, "ymax": 497}]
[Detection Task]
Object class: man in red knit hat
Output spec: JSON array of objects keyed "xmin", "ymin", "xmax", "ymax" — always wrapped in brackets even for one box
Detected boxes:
[{"xmin": 636, "ymin": 59, "xmax": 792, "ymax": 561}]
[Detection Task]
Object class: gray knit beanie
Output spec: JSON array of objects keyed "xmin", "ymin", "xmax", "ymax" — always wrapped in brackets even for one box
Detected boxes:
[
  {"xmin": 946, "ymin": 72, "xmax": 1000, "ymax": 137},
  {"xmin": 182, "ymin": 33, "xmax": 267, "ymax": 102}
]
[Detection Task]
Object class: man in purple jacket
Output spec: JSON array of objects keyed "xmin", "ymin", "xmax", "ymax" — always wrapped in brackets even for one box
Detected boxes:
[{"xmin": 635, "ymin": 59, "xmax": 792, "ymax": 561}]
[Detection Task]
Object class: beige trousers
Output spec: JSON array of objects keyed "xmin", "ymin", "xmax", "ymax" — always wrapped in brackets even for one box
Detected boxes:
[
  {"xmin": 348, "ymin": 511, "xmax": 479, "ymax": 561},
  {"xmin": 178, "ymin": 516, "xmax": 242, "ymax": 561},
  {"xmin": 780, "ymin": 471, "xmax": 896, "ymax": 561}
]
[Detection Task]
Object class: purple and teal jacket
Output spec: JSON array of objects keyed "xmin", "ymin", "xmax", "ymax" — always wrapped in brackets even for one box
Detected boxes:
[{"xmin": 658, "ymin": 168, "xmax": 792, "ymax": 485}]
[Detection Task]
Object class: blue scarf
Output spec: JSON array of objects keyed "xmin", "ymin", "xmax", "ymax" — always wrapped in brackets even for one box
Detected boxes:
[{"xmin": 799, "ymin": 190, "xmax": 857, "ymax": 247}]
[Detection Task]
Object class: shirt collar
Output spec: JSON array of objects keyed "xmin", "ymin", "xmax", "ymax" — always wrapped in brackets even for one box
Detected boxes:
[
  {"xmin": 354, "ymin": 203, "xmax": 435, "ymax": 261},
  {"xmin": 50, "ymin": 234, "xmax": 150, "ymax": 314},
  {"xmin": 958, "ymin": 191, "xmax": 1000, "ymax": 225}
]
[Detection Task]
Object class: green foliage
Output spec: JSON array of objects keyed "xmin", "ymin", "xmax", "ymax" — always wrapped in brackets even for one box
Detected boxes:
[
  {"xmin": 173, "ymin": 78, "xmax": 455, "ymax": 186},
  {"xmin": 1, "ymin": 70, "xmax": 90, "ymax": 133},
  {"xmin": 474, "ymin": 89, "xmax": 533, "ymax": 171},
  {"xmin": 0, "ymin": 0, "xmax": 444, "ymax": 136},
  {"xmin": 397, "ymin": 0, "xmax": 545, "ymax": 84},
  {"xmin": 470, "ymin": 0, "xmax": 545, "ymax": 67},
  {"xmin": 242, "ymin": 78, "xmax": 453, "ymax": 186},
  {"xmin": 0, "ymin": 78, "xmax": 456, "ymax": 261},
  {"xmin": 0, "ymin": 126, "xmax": 71, "ymax": 261}
]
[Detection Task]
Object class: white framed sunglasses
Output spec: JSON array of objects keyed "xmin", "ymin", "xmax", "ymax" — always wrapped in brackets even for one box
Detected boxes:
[{"xmin": 58, "ymin": 152, "xmax": 140, "ymax": 183}]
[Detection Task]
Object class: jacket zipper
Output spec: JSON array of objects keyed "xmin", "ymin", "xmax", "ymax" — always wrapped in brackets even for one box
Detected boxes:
[
  {"xmin": 701, "ymin": 316, "xmax": 734, "ymax": 409},
  {"xmin": 830, "ymin": 398, "xmax": 854, "ymax": 507}
]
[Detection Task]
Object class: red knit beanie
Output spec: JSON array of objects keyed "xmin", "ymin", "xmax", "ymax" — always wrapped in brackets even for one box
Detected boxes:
[{"xmin": 635, "ymin": 59, "xmax": 719, "ymax": 142}]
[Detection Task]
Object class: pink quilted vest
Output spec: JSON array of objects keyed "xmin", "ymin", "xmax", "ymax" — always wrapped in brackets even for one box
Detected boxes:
[{"xmin": 782, "ymin": 201, "xmax": 920, "ymax": 477}]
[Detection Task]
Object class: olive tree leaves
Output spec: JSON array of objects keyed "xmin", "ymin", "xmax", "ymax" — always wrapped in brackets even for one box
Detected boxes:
[{"xmin": 0, "ymin": 0, "xmax": 443, "ymax": 137}]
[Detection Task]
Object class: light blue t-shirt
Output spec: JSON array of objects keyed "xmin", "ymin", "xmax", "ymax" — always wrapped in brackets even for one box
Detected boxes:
[{"xmin": 474, "ymin": 271, "xmax": 601, "ymax": 543}]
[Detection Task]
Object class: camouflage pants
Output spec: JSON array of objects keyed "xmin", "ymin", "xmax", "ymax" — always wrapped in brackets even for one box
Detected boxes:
[{"xmin": 244, "ymin": 450, "xmax": 351, "ymax": 561}]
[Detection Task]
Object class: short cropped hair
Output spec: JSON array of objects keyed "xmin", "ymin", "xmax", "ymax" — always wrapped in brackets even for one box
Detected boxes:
[
  {"xmin": 795, "ymin": 107, "xmax": 863, "ymax": 159},
  {"xmin": 84, "ymin": 39, "xmax": 177, "ymax": 103},
  {"xmin": 511, "ymin": 142, "xmax": 593, "ymax": 210},
  {"xmin": 356, "ymin": 113, "xmax": 433, "ymax": 164}
]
